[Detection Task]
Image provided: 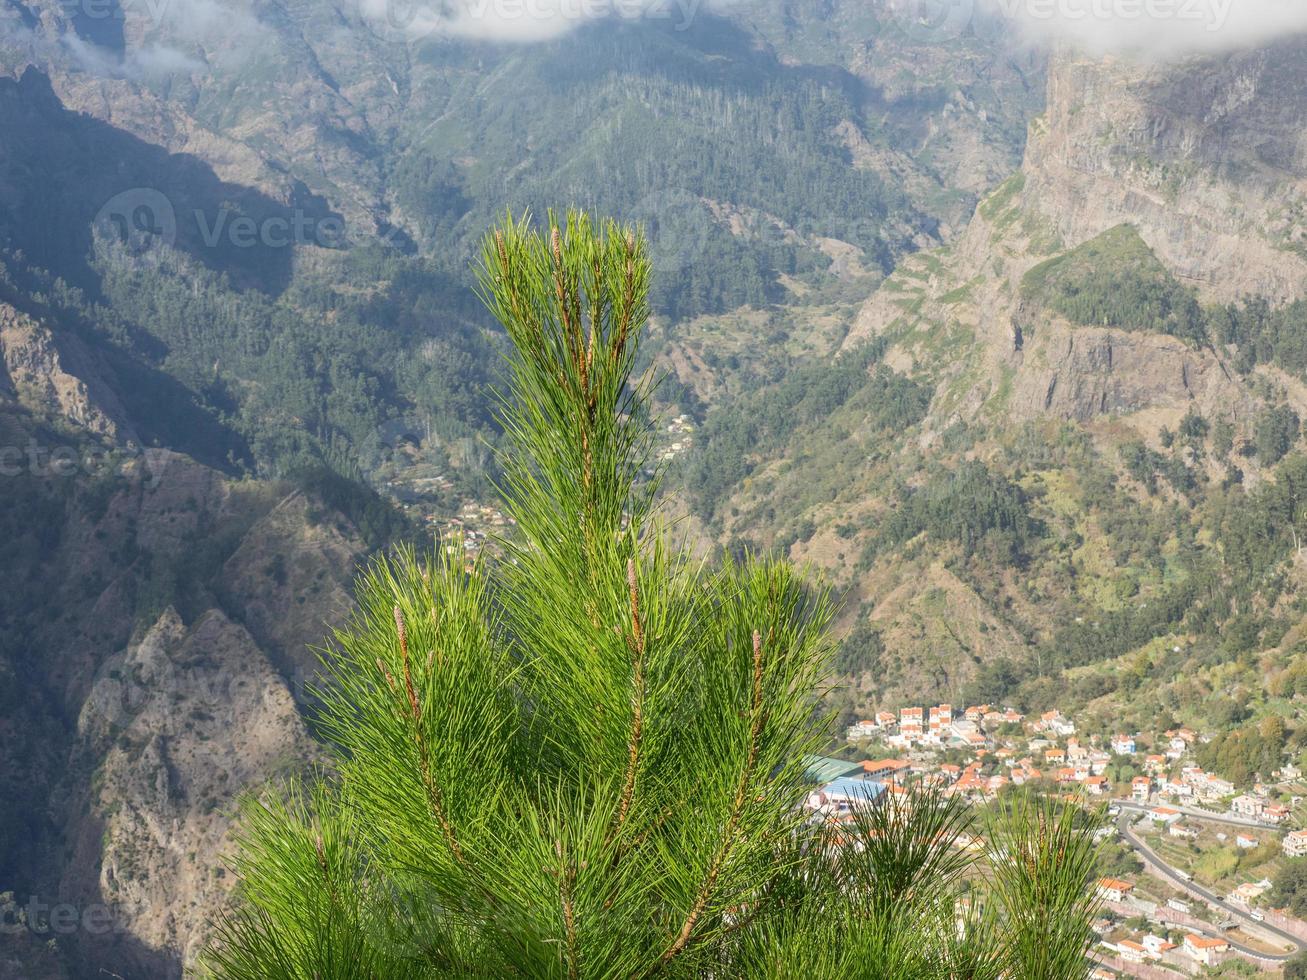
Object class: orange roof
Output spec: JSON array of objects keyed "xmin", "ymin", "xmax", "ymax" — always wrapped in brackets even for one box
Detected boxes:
[
  {"xmin": 1098, "ymin": 878, "xmax": 1134, "ymax": 892},
  {"xmin": 862, "ymin": 759, "xmax": 912, "ymax": 773},
  {"xmin": 1185, "ymin": 935, "xmax": 1227, "ymax": 949}
]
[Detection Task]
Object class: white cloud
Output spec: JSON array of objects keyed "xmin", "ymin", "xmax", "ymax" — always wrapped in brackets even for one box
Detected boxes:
[
  {"xmin": 61, "ymin": 33, "xmax": 204, "ymax": 76},
  {"xmin": 975, "ymin": 0, "xmax": 1307, "ymax": 57},
  {"xmin": 356, "ymin": 0, "xmax": 705, "ymax": 44}
]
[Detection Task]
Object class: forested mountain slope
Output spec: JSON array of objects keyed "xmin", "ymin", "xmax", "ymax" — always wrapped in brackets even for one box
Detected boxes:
[
  {"xmin": 681, "ymin": 39, "xmax": 1307, "ymax": 756},
  {"xmin": 0, "ymin": 3, "xmax": 1047, "ymax": 975}
]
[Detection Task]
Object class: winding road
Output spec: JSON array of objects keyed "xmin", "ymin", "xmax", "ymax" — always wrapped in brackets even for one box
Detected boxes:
[
  {"xmin": 1114, "ymin": 800, "xmax": 1280, "ymax": 832},
  {"xmin": 1114, "ymin": 809, "xmax": 1302, "ymax": 963}
]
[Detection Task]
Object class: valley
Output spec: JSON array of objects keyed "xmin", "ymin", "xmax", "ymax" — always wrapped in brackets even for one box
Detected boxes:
[{"xmin": 2, "ymin": 0, "xmax": 1307, "ymax": 976}]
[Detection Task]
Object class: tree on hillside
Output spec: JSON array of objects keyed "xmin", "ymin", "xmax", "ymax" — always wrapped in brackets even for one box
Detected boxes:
[
  {"xmin": 203, "ymin": 211, "xmax": 1103, "ymax": 979},
  {"xmin": 1256, "ymin": 404, "xmax": 1301, "ymax": 466},
  {"xmin": 1285, "ymin": 953, "xmax": 1307, "ymax": 980},
  {"xmin": 1273, "ymin": 861, "xmax": 1307, "ymax": 919}
]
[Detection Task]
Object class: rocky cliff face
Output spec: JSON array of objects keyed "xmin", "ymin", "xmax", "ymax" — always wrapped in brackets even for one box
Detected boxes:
[
  {"xmin": 0, "ymin": 296, "xmax": 367, "ymax": 976},
  {"xmin": 845, "ymin": 38, "xmax": 1307, "ymax": 447},
  {"xmin": 0, "ymin": 302, "xmax": 133, "ymax": 442},
  {"xmin": 1026, "ymin": 41, "xmax": 1307, "ymax": 304},
  {"xmin": 67, "ymin": 609, "xmax": 314, "ymax": 974}
]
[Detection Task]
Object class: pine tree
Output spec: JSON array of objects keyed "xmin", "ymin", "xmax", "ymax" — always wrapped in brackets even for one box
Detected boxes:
[{"xmin": 204, "ymin": 210, "xmax": 1103, "ymax": 979}]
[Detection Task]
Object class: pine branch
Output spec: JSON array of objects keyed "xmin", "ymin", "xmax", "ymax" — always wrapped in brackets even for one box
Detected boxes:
[
  {"xmin": 655, "ymin": 629, "xmax": 768, "ymax": 970},
  {"xmin": 612, "ymin": 559, "xmax": 647, "ymax": 842},
  {"xmin": 392, "ymin": 605, "xmax": 467, "ymax": 867},
  {"xmin": 556, "ymin": 839, "xmax": 580, "ymax": 980}
]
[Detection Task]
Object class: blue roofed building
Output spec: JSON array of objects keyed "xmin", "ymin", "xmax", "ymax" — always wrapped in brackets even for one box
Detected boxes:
[{"xmin": 806, "ymin": 776, "xmax": 887, "ymax": 813}]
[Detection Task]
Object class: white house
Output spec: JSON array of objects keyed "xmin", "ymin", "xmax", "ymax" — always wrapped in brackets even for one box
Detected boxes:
[
  {"xmin": 1284, "ymin": 830, "xmax": 1307, "ymax": 858},
  {"xmin": 1182, "ymin": 934, "xmax": 1229, "ymax": 966},
  {"xmin": 1231, "ymin": 795, "xmax": 1264, "ymax": 819},
  {"xmin": 1142, "ymin": 935, "xmax": 1176, "ymax": 957},
  {"xmin": 846, "ymin": 719, "xmax": 878, "ymax": 741},
  {"xmin": 1097, "ymin": 878, "xmax": 1135, "ymax": 903}
]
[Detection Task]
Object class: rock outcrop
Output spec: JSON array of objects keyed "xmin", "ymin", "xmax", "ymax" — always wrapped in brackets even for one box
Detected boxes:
[
  {"xmin": 0, "ymin": 302, "xmax": 133, "ymax": 442},
  {"xmin": 845, "ymin": 39, "xmax": 1307, "ymax": 446},
  {"xmin": 66, "ymin": 608, "xmax": 315, "ymax": 973}
]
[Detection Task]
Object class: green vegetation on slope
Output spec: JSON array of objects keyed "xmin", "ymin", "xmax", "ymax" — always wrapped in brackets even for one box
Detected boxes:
[
  {"xmin": 687, "ymin": 340, "xmax": 932, "ymax": 521},
  {"xmin": 1020, "ymin": 224, "xmax": 1206, "ymax": 344}
]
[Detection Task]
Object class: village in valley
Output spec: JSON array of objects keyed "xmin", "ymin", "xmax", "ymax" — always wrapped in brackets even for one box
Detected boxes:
[
  {"xmin": 812, "ymin": 704, "xmax": 1307, "ymax": 977},
  {"xmin": 367, "ymin": 414, "xmax": 697, "ymax": 563}
]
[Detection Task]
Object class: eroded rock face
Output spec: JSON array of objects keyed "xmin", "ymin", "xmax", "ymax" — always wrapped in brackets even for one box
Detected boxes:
[
  {"xmin": 67, "ymin": 608, "xmax": 315, "ymax": 974},
  {"xmin": 0, "ymin": 302, "xmax": 133, "ymax": 442},
  {"xmin": 846, "ymin": 40, "xmax": 1307, "ymax": 443},
  {"xmin": 1007, "ymin": 323, "xmax": 1257, "ymax": 426},
  {"xmin": 0, "ymin": 419, "xmax": 364, "ymax": 976},
  {"xmin": 218, "ymin": 491, "xmax": 360, "ymax": 688},
  {"xmin": 1024, "ymin": 41, "xmax": 1307, "ymax": 305}
]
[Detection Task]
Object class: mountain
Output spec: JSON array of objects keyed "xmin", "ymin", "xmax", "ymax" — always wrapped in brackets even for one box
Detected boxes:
[
  {"xmin": 682, "ymin": 38, "xmax": 1307, "ymax": 744},
  {"xmin": 0, "ymin": 281, "xmax": 376, "ymax": 976},
  {"xmin": 0, "ymin": 3, "xmax": 1050, "ymax": 975},
  {"xmin": 4, "ymin": 0, "xmax": 1307, "ymax": 972}
]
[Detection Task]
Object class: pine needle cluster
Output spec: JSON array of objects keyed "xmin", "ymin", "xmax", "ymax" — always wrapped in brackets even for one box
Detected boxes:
[{"xmin": 204, "ymin": 211, "xmax": 1103, "ymax": 979}]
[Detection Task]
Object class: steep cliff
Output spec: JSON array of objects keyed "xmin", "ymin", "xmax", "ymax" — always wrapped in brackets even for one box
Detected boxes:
[
  {"xmin": 685, "ymin": 40, "xmax": 1307, "ymax": 718},
  {"xmin": 846, "ymin": 38, "xmax": 1307, "ymax": 447},
  {"xmin": 0, "ymin": 293, "xmax": 369, "ymax": 976}
]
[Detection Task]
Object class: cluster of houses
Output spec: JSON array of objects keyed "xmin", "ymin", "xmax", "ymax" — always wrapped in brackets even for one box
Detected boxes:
[
  {"xmin": 846, "ymin": 703, "xmax": 1020, "ymax": 753},
  {"xmin": 653, "ymin": 414, "xmax": 696, "ymax": 464},
  {"xmin": 425, "ymin": 502, "xmax": 517, "ymax": 561},
  {"xmin": 847, "ymin": 706, "xmax": 1303, "ymax": 824},
  {"xmin": 1095, "ymin": 879, "xmax": 1250, "ymax": 970},
  {"xmin": 833, "ymin": 703, "xmax": 1307, "ymax": 975}
]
